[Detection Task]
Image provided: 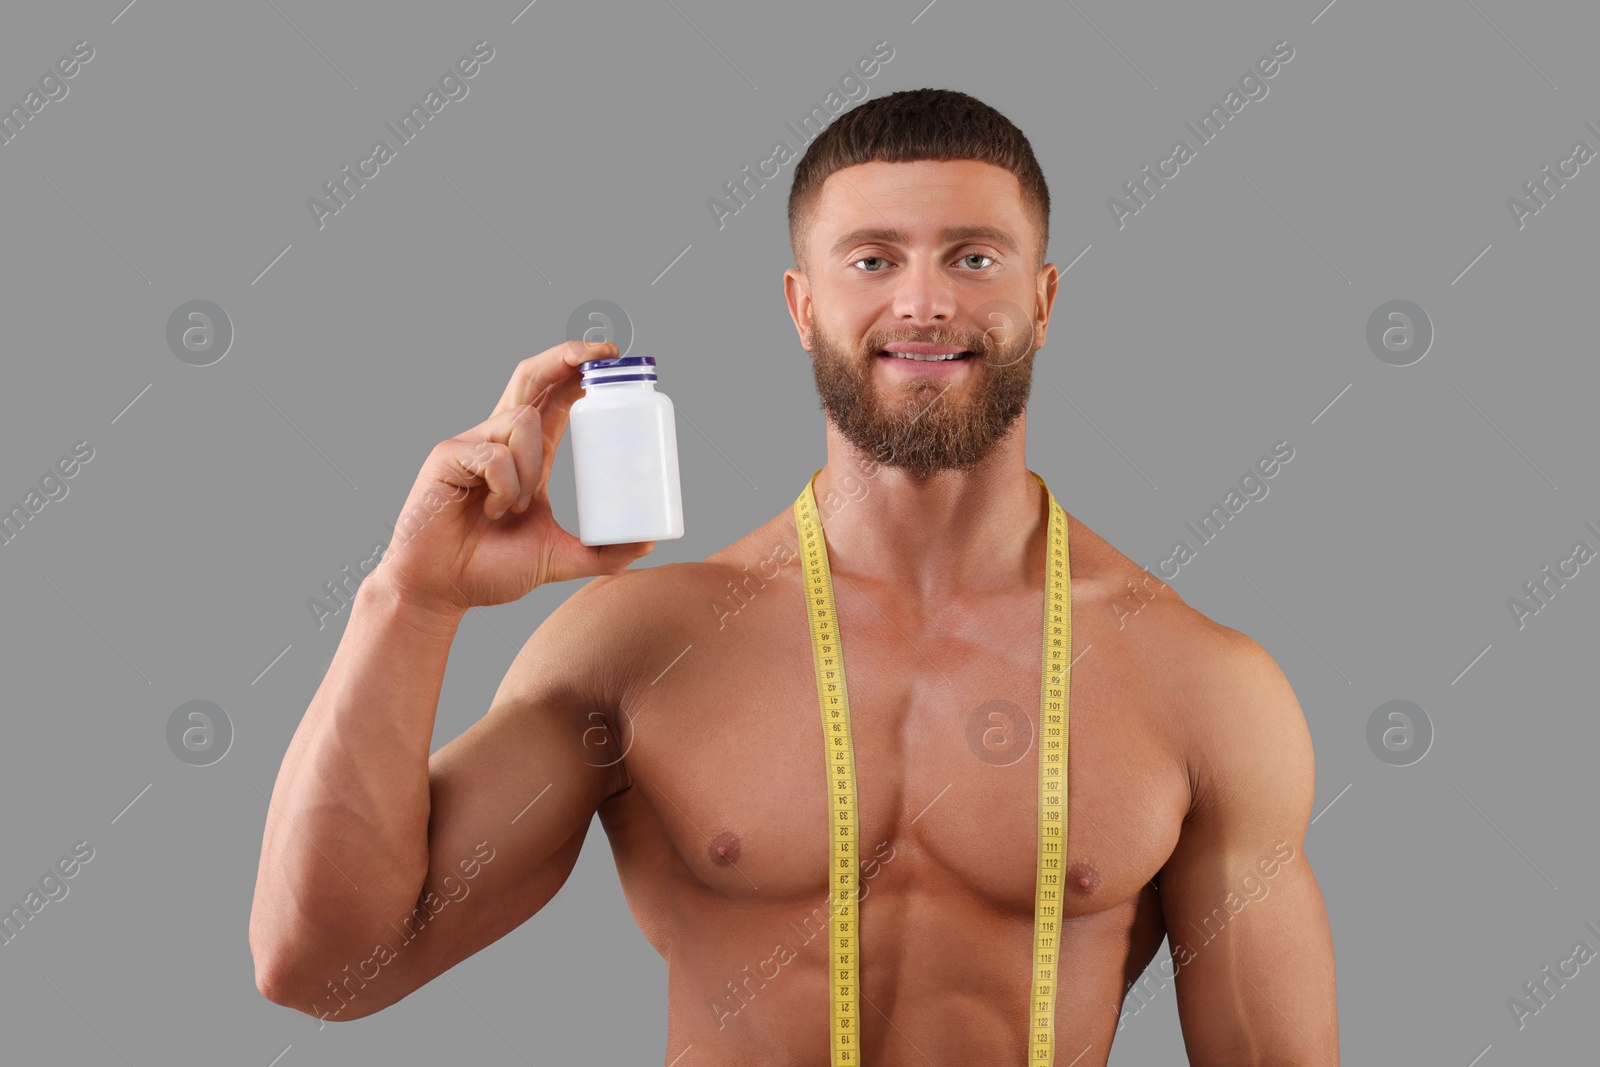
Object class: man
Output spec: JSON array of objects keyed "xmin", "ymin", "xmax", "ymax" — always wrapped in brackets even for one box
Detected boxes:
[{"xmin": 249, "ymin": 88, "xmax": 1339, "ymax": 1064}]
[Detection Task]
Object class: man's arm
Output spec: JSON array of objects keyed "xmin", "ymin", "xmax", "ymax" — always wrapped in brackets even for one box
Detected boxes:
[
  {"xmin": 1157, "ymin": 631, "xmax": 1339, "ymax": 1066},
  {"xmin": 248, "ymin": 572, "xmax": 633, "ymax": 1022},
  {"xmin": 249, "ymin": 338, "xmax": 655, "ymax": 1021}
]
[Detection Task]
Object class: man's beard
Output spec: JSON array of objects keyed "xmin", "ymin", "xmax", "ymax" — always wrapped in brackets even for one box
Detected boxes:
[{"xmin": 808, "ymin": 307, "xmax": 1038, "ymax": 478}]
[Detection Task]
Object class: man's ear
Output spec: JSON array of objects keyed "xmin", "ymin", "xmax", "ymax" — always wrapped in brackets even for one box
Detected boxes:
[
  {"xmin": 784, "ymin": 267, "xmax": 813, "ymax": 350},
  {"xmin": 1033, "ymin": 263, "xmax": 1060, "ymax": 350}
]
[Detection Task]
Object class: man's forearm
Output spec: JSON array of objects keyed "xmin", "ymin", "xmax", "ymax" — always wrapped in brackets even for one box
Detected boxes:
[{"xmin": 249, "ymin": 574, "xmax": 465, "ymax": 998}]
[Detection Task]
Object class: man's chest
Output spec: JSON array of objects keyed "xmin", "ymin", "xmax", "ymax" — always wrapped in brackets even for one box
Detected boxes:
[{"xmin": 611, "ymin": 576, "xmax": 1191, "ymax": 922}]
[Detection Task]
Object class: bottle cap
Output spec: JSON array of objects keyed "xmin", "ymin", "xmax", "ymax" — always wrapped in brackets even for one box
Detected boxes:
[{"xmin": 579, "ymin": 354, "xmax": 657, "ymax": 387}]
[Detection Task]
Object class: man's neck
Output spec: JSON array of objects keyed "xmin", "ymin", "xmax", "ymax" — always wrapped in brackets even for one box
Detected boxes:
[{"xmin": 810, "ymin": 413, "xmax": 1045, "ymax": 599}]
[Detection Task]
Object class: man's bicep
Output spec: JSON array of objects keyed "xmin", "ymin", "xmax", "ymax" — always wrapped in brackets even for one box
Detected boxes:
[
  {"xmin": 336, "ymin": 586, "xmax": 628, "ymax": 1019},
  {"xmin": 1157, "ymin": 635, "xmax": 1339, "ymax": 1065}
]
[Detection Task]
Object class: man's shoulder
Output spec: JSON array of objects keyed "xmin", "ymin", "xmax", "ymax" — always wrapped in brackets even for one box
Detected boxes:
[
  {"xmin": 519, "ymin": 510, "xmax": 797, "ymax": 683},
  {"xmin": 1072, "ymin": 517, "xmax": 1311, "ymax": 827},
  {"xmin": 1068, "ymin": 510, "xmax": 1297, "ymax": 734},
  {"xmin": 545, "ymin": 559, "xmax": 752, "ymax": 652},
  {"xmin": 565, "ymin": 509, "xmax": 794, "ymax": 617}
]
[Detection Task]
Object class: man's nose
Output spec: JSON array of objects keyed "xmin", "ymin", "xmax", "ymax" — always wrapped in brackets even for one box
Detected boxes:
[{"xmin": 891, "ymin": 249, "xmax": 957, "ymax": 325}]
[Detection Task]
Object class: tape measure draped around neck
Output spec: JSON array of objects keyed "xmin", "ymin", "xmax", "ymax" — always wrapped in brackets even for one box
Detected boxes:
[{"xmin": 792, "ymin": 468, "xmax": 1071, "ymax": 1065}]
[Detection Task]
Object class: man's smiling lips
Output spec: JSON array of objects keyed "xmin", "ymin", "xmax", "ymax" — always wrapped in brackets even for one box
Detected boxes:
[{"xmin": 876, "ymin": 341, "xmax": 976, "ymax": 371}]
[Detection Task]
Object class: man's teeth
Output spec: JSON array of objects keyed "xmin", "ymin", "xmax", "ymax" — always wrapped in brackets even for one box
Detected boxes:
[{"xmin": 885, "ymin": 351, "xmax": 967, "ymax": 361}]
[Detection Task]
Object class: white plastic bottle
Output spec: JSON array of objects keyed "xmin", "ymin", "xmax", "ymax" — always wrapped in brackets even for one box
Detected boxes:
[{"xmin": 569, "ymin": 355, "xmax": 685, "ymax": 546}]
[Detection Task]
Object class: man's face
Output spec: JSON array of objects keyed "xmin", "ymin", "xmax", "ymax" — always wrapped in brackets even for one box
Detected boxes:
[{"xmin": 785, "ymin": 159, "xmax": 1055, "ymax": 478}]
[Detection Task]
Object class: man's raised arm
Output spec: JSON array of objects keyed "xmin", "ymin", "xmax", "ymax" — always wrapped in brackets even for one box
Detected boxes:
[
  {"xmin": 1158, "ymin": 632, "xmax": 1340, "ymax": 1065},
  {"xmin": 247, "ymin": 341, "xmax": 656, "ymax": 1021}
]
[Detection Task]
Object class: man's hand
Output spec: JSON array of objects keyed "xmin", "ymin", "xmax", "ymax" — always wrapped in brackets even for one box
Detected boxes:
[{"xmin": 374, "ymin": 338, "xmax": 655, "ymax": 619}]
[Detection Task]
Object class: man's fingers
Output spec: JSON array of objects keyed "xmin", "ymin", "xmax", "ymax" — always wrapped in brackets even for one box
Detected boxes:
[
  {"xmin": 454, "ymin": 403, "xmax": 545, "ymax": 513},
  {"xmin": 533, "ymin": 371, "xmax": 585, "ymax": 488},
  {"xmin": 543, "ymin": 524, "xmax": 656, "ymax": 584},
  {"xmin": 429, "ymin": 436, "xmax": 521, "ymax": 519},
  {"xmin": 507, "ymin": 403, "xmax": 543, "ymax": 511},
  {"xmin": 490, "ymin": 339, "xmax": 616, "ymax": 420}
]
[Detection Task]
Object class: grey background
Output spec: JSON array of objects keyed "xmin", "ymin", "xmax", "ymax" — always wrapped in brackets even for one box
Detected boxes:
[{"xmin": 0, "ymin": 0, "xmax": 1594, "ymax": 1063}]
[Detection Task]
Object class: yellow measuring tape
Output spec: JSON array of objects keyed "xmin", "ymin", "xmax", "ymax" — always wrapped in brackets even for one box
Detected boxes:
[{"xmin": 794, "ymin": 467, "xmax": 1071, "ymax": 1065}]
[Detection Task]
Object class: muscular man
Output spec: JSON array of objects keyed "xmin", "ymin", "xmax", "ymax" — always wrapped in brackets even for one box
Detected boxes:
[{"xmin": 250, "ymin": 88, "xmax": 1339, "ymax": 1064}]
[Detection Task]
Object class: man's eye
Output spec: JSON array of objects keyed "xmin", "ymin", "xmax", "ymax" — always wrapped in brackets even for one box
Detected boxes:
[
  {"xmin": 853, "ymin": 256, "xmax": 889, "ymax": 272},
  {"xmin": 962, "ymin": 254, "xmax": 994, "ymax": 269}
]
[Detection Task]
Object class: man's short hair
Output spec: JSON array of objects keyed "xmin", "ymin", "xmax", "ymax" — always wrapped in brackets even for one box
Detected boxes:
[{"xmin": 787, "ymin": 88, "xmax": 1051, "ymax": 275}]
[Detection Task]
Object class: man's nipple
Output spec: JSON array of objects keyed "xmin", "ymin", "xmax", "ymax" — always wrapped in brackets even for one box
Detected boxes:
[
  {"xmin": 710, "ymin": 830, "xmax": 742, "ymax": 867},
  {"xmin": 1067, "ymin": 860, "xmax": 1102, "ymax": 894}
]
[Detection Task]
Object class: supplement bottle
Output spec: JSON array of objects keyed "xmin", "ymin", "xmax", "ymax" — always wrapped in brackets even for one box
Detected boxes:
[{"xmin": 569, "ymin": 355, "xmax": 685, "ymax": 546}]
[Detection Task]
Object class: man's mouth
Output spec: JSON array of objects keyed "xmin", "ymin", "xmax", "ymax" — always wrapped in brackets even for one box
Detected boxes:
[{"xmin": 877, "ymin": 344, "xmax": 974, "ymax": 362}]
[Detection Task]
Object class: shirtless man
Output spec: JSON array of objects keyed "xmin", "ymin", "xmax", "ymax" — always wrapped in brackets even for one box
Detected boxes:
[{"xmin": 249, "ymin": 88, "xmax": 1339, "ymax": 1064}]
